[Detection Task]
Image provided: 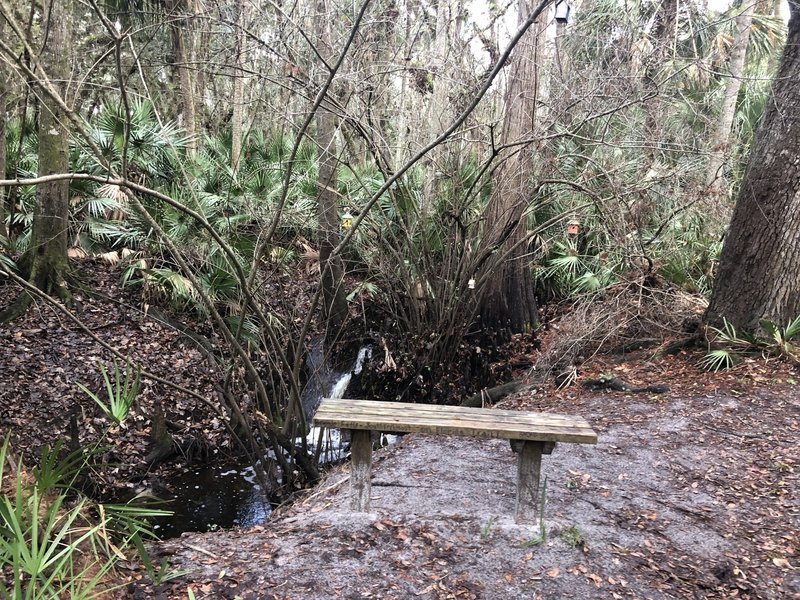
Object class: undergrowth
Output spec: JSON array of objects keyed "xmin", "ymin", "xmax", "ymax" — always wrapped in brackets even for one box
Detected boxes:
[{"xmin": 532, "ymin": 276, "xmax": 706, "ymax": 386}]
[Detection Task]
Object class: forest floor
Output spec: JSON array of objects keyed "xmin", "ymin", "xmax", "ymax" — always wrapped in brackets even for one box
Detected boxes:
[
  {"xmin": 136, "ymin": 357, "xmax": 799, "ymax": 600},
  {"xmin": 1, "ymin": 261, "xmax": 799, "ymax": 599}
]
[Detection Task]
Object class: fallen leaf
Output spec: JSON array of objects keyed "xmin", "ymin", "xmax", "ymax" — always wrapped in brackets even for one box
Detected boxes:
[
  {"xmin": 587, "ymin": 573, "xmax": 603, "ymax": 587},
  {"xmin": 546, "ymin": 567, "xmax": 560, "ymax": 578},
  {"xmin": 772, "ymin": 557, "xmax": 791, "ymax": 568}
]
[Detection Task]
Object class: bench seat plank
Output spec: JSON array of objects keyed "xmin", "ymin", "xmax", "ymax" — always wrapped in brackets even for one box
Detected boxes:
[
  {"xmin": 314, "ymin": 398, "xmax": 597, "ymax": 444},
  {"xmin": 325, "ymin": 400, "xmax": 585, "ymax": 425}
]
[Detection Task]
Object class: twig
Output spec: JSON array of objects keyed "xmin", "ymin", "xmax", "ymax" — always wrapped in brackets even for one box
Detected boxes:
[
  {"xmin": 301, "ymin": 475, "xmax": 350, "ymax": 505},
  {"xmin": 184, "ymin": 544, "xmax": 217, "ymax": 559}
]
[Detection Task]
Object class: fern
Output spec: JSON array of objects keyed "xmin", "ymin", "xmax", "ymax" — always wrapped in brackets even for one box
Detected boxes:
[{"xmin": 699, "ymin": 349, "xmax": 738, "ymax": 372}]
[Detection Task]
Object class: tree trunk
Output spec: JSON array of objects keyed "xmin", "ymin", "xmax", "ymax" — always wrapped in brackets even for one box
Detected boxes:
[
  {"xmin": 0, "ymin": 17, "xmax": 7, "ymax": 240},
  {"xmin": 642, "ymin": 0, "xmax": 677, "ymax": 161},
  {"xmin": 478, "ymin": 0, "xmax": 544, "ymax": 335},
  {"xmin": 421, "ymin": 0, "xmax": 463, "ymax": 214},
  {"xmin": 314, "ymin": 0, "xmax": 348, "ymax": 342},
  {"xmin": 393, "ymin": 0, "xmax": 414, "ymax": 168},
  {"xmin": 169, "ymin": 0, "xmax": 196, "ymax": 154},
  {"xmin": 705, "ymin": 3, "xmax": 800, "ymax": 332},
  {"xmin": 705, "ymin": 1, "xmax": 755, "ymax": 195},
  {"xmin": 230, "ymin": 0, "xmax": 247, "ymax": 172},
  {"xmin": 13, "ymin": 0, "xmax": 72, "ymax": 307}
]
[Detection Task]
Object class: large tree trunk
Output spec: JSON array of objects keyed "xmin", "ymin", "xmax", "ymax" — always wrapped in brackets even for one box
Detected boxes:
[
  {"xmin": 478, "ymin": 0, "xmax": 545, "ymax": 335},
  {"xmin": 19, "ymin": 0, "xmax": 72, "ymax": 302},
  {"xmin": 314, "ymin": 0, "xmax": 348, "ymax": 342},
  {"xmin": 705, "ymin": 4, "xmax": 800, "ymax": 332},
  {"xmin": 230, "ymin": 0, "xmax": 247, "ymax": 172},
  {"xmin": 705, "ymin": 1, "xmax": 755, "ymax": 195},
  {"xmin": 1, "ymin": 0, "xmax": 72, "ymax": 322}
]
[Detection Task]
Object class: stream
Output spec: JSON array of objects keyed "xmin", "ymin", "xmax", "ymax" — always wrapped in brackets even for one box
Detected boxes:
[{"xmin": 150, "ymin": 345, "xmax": 372, "ymax": 538}]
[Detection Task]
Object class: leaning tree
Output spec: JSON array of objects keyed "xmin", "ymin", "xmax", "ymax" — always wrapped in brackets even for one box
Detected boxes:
[{"xmin": 705, "ymin": 0, "xmax": 800, "ymax": 332}]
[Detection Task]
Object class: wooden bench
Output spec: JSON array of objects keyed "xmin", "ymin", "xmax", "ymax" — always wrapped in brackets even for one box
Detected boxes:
[{"xmin": 314, "ymin": 398, "xmax": 597, "ymax": 524}]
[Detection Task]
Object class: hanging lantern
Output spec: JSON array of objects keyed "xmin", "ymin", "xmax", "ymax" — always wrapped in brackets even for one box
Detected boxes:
[
  {"xmin": 341, "ymin": 209, "xmax": 353, "ymax": 230},
  {"xmin": 555, "ymin": 1, "xmax": 571, "ymax": 24},
  {"xmin": 566, "ymin": 219, "xmax": 581, "ymax": 236}
]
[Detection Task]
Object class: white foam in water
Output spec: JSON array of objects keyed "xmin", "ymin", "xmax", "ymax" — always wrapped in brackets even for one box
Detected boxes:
[
  {"xmin": 328, "ymin": 345, "xmax": 373, "ymax": 403},
  {"xmin": 240, "ymin": 465, "xmax": 258, "ymax": 485},
  {"xmin": 352, "ymin": 346, "xmax": 372, "ymax": 376},
  {"xmin": 328, "ymin": 375, "xmax": 350, "ymax": 402},
  {"xmin": 305, "ymin": 425, "xmax": 346, "ymax": 462},
  {"xmin": 306, "ymin": 347, "xmax": 372, "ymax": 460}
]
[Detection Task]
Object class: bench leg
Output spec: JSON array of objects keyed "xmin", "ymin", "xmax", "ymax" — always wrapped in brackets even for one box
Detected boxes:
[
  {"xmin": 349, "ymin": 429, "xmax": 372, "ymax": 511},
  {"xmin": 515, "ymin": 440, "xmax": 544, "ymax": 524}
]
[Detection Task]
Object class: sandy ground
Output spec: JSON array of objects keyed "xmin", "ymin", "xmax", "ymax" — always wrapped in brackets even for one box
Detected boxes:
[{"xmin": 138, "ymin": 381, "xmax": 799, "ymax": 600}]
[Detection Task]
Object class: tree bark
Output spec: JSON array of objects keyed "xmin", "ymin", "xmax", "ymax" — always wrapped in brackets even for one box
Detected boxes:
[
  {"xmin": 314, "ymin": 0, "xmax": 348, "ymax": 342},
  {"xmin": 478, "ymin": 0, "xmax": 544, "ymax": 335},
  {"xmin": 421, "ymin": 0, "xmax": 463, "ymax": 214},
  {"xmin": 230, "ymin": 0, "xmax": 247, "ymax": 172},
  {"xmin": 705, "ymin": 1, "xmax": 756, "ymax": 194},
  {"xmin": 169, "ymin": 0, "xmax": 197, "ymax": 154},
  {"xmin": 705, "ymin": 3, "xmax": 800, "ymax": 332},
  {"xmin": 0, "ymin": 17, "xmax": 7, "ymax": 240},
  {"xmin": 10, "ymin": 0, "xmax": 72, "ymax": 309}
]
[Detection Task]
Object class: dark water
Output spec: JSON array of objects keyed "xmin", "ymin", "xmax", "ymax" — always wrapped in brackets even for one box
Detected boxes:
[
  {"xmin": 151, "ymin": 345, "xmax": 372, "ymax": 538},
  {"xmin": 150, "ymin": 462, "xmax": 272, "ymax": 538}
]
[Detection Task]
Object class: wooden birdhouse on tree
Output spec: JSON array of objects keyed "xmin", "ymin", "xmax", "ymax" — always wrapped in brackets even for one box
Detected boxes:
[
  {"xmin": 567, "ymin": 219, "xmax": 581, "ymax": 236},
  {"xmin": 555, "ymin": 1, "xmax": 571, "ymax": 24}
]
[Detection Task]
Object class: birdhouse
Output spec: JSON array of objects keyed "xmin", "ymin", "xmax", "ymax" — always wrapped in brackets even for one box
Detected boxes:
[
  {"xmin": 341, "ymin": 209, "xmax": 353, "ymax": 230},
  {"xmin": 555, "ymin": 1, "xmax": 571, "ymax": 24},
  {"xmin": 566, "ymin": 219, "xmax": 581, "ymax": 236}
]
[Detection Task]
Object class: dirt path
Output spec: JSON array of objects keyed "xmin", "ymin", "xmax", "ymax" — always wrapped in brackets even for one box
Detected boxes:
[{"xmin": 135, "ymin": 376, "xmax": 799, "ymax": 599}]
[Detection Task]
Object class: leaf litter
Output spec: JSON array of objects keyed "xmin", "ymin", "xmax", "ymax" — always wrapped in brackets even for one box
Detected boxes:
[{"xmin": 1, "ymin": 261, "xmax": 798, "ymax": 598}]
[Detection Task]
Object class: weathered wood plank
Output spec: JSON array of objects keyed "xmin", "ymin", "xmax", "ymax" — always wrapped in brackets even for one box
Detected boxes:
[
  {"xmin": 316, "ymin": 399, "xmax": 591, "ymax": 429},
  {"xmin": 317, "ymin": 408, "xmax": 589, "ymax": 430},
  {"xmin": 516, "ymin": 441, "xmax": 544, "ymax": 524},
  {"xmin": 323, "ymin": 399, "xmax": 582, "ymax": 424},
  {"xmin": 349, "ymin": 429, "xmax": 372, "ymax": 512},
  {"xmin": 322, "ymin": 410, "xmax": 582, "ymax": 429},
  {"xmin": 314, "ymin": 398, "xmax": 597, "ymax": 444}
]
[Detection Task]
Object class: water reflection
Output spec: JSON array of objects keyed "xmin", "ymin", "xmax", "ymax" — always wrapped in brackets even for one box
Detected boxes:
[
  {"xmin": 151, "ymin": 463, "xmax": 272, "ymax": 538},
  {"xmin": 152, "ymin": 345, "xmax": 373, "ymax": 538}
]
